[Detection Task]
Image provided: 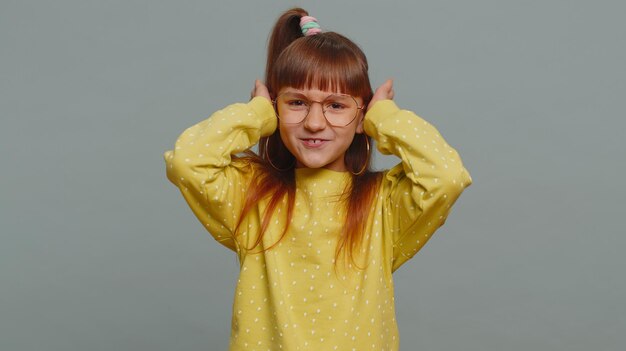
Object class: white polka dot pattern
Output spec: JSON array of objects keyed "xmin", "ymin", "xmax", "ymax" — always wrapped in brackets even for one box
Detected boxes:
[{"xmin": 163, "ymin": 97, "xmax": 472, "ymax": 350}]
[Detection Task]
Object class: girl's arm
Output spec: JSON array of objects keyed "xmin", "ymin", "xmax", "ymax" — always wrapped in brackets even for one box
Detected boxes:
[
  {"xmin": 163, "ymin": 95, "xmax": 276, "ymax": 252},
  {"xmin": 364, "ymin": 82, "xmax": 472, "ymax": 272}
]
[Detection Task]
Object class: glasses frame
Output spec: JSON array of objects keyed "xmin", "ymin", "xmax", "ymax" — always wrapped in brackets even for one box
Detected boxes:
[{"xmin": 272, "ymin": 91, "xmax": 365, "ymax": 127}]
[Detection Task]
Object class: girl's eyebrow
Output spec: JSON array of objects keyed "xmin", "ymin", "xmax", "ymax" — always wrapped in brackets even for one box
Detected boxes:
[
  {"xmin": 281, "ymin": 90, "xmax": 309, "ymax": 97},
  {"xmin": 281, "ymin": 91, "xmax": 319, "ymax": 101}
]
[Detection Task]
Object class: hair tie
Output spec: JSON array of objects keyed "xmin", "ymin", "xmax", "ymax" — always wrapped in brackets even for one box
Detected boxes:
[{"xmin": 300, "ymin": 16, "xmax": 322, "ymax": 36}]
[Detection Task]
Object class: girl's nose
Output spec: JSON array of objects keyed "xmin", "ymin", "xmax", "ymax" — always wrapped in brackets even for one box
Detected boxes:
[{"xmin": 303, "ymin": 103, "xmax": 327, "ymax": 131}]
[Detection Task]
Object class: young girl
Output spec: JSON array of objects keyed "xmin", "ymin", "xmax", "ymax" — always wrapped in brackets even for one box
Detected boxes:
[{"xmin": 164, "ymin": 8, "xmax": 471, "ymax": 351}]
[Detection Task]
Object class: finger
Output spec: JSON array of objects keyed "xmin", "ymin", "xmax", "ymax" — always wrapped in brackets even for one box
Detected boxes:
[
  {"xmin": 250, "ymin": 80, "xmax": 256, "ymax": 99},
  {"xmin": 383, "ymin": 79, "xmax": 393, "ymax": 91},
  {"xmin": 386, "ymin": 79, "xmax": 394, "ymax": 99}
]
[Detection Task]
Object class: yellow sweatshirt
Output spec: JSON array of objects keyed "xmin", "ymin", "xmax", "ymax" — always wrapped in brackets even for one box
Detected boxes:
[{"xmin": 164, "ymin": 97, "xmax": 472, "ymax": 351}]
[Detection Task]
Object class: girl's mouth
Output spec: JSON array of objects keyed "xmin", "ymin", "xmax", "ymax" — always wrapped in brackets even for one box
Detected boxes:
[{"xmin": 301, "ymin": 138, "xmax": 328, "ymax": 148}]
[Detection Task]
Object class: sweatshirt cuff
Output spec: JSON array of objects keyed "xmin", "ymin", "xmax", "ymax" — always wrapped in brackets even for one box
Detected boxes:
[
  {"xmin": 363, "ymin": 99, "xmax": 400, "ymax": 135},
  {"xmin": 248, "ymin": 96, "xmax": 277, "ymax": 137}
]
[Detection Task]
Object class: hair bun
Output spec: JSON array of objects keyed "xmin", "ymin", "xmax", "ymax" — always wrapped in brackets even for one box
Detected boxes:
[{"xmin": 299, "ymin": 16, "xmax": 322, "ymax": 36}]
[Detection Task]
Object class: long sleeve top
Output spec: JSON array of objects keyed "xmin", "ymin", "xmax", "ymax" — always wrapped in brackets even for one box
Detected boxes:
[{"xmin": 164, "ymin": 96, "xmax": 472, "ymax": 351}]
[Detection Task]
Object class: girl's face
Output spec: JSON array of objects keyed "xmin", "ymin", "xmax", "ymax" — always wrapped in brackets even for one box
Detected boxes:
[{"xmin": 276, "ymin": 87, "xmax": 365, "ymax": 172}]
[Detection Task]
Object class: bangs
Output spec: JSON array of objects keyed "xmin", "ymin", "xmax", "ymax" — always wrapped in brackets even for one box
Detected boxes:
[{"xmin": 269, "ymin": 33, "xmax": 372, "ymax": 101}]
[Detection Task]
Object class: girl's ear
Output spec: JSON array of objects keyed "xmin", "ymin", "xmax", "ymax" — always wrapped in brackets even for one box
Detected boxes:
[{"xmin": 355, "ymin": 114, "xmax": 365, "ymax": 134}]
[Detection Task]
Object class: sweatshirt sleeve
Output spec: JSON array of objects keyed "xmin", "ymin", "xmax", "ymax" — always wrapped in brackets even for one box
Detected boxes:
[
  {"xmin": 363, "ymin": 100, "xmax": 472, "ymax": 272},
  {"xmin": 163, "ymin": 97, "xmax": 277, "ymax": 252}
]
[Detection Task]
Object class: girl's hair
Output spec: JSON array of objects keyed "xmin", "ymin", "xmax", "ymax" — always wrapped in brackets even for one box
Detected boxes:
[{"xmin": 235, "ymin": 8, "xmax": 382, "ymax": 268}]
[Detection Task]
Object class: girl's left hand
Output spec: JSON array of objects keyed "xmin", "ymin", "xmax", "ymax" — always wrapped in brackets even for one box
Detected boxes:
[{"xmin": 367, "ymin": 79, "xmax": 395, "ymax": 111}]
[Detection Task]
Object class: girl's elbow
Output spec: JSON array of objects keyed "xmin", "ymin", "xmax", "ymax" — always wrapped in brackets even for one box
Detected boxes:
[{"xmin": 437, "ymin": 168, "xmax": 471, "ymax": 201}]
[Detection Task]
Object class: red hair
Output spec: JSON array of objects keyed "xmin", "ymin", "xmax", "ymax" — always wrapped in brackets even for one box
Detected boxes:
[{"xmin": 234, "ymin": 8, "xmax": 382, "ymax": 269}]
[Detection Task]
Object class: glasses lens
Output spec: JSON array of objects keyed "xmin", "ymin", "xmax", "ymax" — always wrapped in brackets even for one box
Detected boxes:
[
  {"xmin": 276, "ymin": 93, "xmax": 359, "ymax": 126},
  {"xmin": 322, "ymin": 94, "xmax": 358, "ymax": 126},
  {"xmin": 276, "ymin": 93, "xmax": 309, "ymax": 124}
]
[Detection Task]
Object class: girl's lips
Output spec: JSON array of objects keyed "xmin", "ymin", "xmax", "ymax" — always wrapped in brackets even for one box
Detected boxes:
[{"xmin": 300, "ymin": 138, "xmax": 328, "ymax": 148}]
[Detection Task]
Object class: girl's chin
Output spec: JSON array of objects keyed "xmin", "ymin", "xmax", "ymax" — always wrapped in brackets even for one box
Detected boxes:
[
  {"xmin": 296, "ymin": 160, "xmax": 327, "ymax": 169},
  {"xmin": 295, "ymin": 157, "xmax": 346, "ymax": 171}
]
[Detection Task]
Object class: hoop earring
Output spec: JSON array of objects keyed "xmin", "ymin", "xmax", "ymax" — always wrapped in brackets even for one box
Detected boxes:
[
  {"xmin": 265, "ymin": 137, "xmax": 295, "ymax": 172},
  {"xmin": 349, "ymin": 134, "xmax": 370, "ymax": 176}
]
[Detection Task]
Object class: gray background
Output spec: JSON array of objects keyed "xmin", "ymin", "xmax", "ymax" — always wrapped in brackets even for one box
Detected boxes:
[{"xmin": 1, "ymin": 0, "xmax": 624, "ymax": 350}]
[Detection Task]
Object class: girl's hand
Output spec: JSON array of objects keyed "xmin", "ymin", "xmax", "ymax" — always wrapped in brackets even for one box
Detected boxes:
[
  {"xmin": 251, "ymin": 79, "xmax": 271, "ymax": 102},
  {"xmin": 367, "ymin": 79, "xmax": 395, "ymax": 111}
]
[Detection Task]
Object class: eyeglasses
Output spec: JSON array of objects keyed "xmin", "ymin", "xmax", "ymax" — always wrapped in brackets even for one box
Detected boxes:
[{"xmin": 273, "ymin": 91, "xmax": 365, "ymax": 127}]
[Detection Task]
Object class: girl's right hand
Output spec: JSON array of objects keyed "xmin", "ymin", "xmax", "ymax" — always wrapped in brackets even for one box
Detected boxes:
[
  {"xmin": 251, "ymin": 79, "xmax": 271, "ymax": 102},
  {"xmin": 367, "ymin": 79, "xmax": 395, "ymax": 111}
]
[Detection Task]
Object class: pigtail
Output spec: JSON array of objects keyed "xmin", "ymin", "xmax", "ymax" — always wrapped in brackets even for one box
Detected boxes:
[{"xmin": 265, "ymin": 8, "xmax": 308, "ymax": 95}]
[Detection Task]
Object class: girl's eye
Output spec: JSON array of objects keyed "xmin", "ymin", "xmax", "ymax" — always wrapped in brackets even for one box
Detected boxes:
[
  {"xmin": 326, "ymin": 102, "xmax": 346, "ymax": 110},
  {"xmin": 287, "ymin": 99, "xmax": 307, "ymax": 107}
]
